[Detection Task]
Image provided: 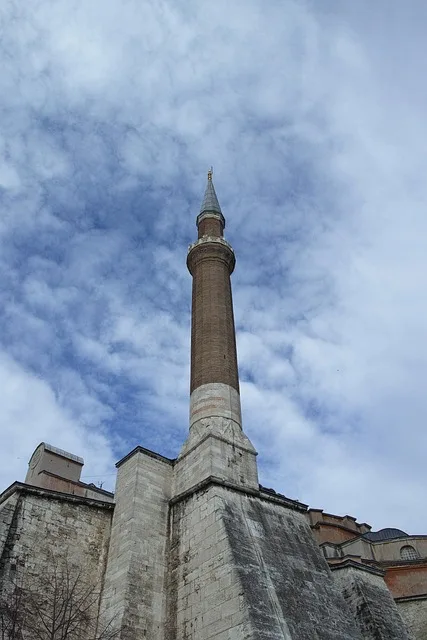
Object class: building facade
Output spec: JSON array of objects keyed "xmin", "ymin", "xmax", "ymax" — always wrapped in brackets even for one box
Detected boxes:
[{"xmin": 0, "ymin": 173, "xmax": 425, "ymax": 639}]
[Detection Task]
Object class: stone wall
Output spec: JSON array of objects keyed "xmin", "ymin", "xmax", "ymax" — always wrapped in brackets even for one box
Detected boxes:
[
  {"xmin": 100, "ymin": 447, "xmax": 173, "ymax": 640},
  {"xmin": 0, "ymin": 483, "xmax": 113, "ymax": 635},
  {"xmin": 397, "ymin": 597, "xmax": 427, "ymax": 640},
  {"xmin": 168, "ymin": 481, "xmax": 362, "ymax": 640},
  {"xmin": 0, "ymin": 484, "xmax": 112, "ymax": 583},
  {"xmin": 333, "ymin": 563, "xmax": 413, "ymax": 639},
  {"xmin": 176, "ymin": 425, "xmax": 258, "ymax": 495},
  {"xmin": 0, "ymin": 491, "xmax": 20, "ymax": 572}
]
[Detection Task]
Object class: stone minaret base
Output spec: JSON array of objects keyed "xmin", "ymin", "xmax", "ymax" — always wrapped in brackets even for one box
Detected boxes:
[{"xmin": 99, "ymin": 446, "xmax": 411, "ymax": 640}]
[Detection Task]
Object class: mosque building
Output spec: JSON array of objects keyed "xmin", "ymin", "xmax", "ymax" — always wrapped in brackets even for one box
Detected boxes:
[{"xmin": 0, "ymin": 172, "xmax": 426, "ymax": 639}]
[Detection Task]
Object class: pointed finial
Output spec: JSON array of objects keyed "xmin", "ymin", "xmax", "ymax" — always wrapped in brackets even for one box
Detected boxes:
[{"xmin": 199, "ymin": 167, "xmax": 222, "ymax": 215}]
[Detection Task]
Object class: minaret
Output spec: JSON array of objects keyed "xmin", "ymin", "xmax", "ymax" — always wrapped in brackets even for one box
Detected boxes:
[
  {"xmin": 176, "ymin": 170, "xmax": 258, "ymax": 494},
  {"xmin": 188, "ymin": 169, "xmax": 240, "ymax": 428}
]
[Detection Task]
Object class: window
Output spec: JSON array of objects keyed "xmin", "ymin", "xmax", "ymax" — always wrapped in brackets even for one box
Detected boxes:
[{"xmin": 400, "ymin": 545, "xmax": 419, "ymax": 560}]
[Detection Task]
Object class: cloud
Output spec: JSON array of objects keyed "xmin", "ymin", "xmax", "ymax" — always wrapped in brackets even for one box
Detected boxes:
[{"xmin": 0, "ymin": 0, "xmax": 426, "ymax": 533}]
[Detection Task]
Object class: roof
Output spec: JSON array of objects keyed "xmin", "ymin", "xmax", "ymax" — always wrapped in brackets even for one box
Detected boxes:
[
  {"xmin": 43, "ymin": 443, "xmax": 84, "ymax": 465},
  {"xmin": 363, "ymin": 528, "xmax": 408, "ymax": 542},
  {"xmin": 0, "ymin": 482, "xmax": 114, "ymax": 510},
  {"xmin": 200, "ymin": 170, "xmax": 222, "ymax": 215}
]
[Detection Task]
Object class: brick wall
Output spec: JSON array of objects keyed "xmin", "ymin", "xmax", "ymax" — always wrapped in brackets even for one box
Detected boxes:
[{"xmin": 188, "ymin": 240, "xmax": 239, "ymax": 393}]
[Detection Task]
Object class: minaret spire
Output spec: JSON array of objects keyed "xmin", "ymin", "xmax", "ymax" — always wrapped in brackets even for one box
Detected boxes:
[
  {"xmin": 176, "ymin": 170, "xmax": 258, "ymax": 493},
  {"xmin": 199, "ymin": 168, "xmax": 222, "ymax": 215}
]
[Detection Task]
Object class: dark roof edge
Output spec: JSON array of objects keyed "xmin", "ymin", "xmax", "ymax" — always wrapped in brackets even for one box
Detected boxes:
[
  {"xmin": 170, "ymin": 476, "xmax": 308, "ymax": 513},
  {"xmin": 116, "ymin": 445, "xmax": 176, "ymax": 468},
  {"xmin": 0, "ymin": 482, "xmax": 115, "ymax": 510},
  {"xmin": 308, "ymin": 508, "xmax": 371, "ymax": 530},
  {"xmin": 395, "ymin": 592, "xmax": 427, "ymax": 603},
  {"xmin": 329, "ymin": 559, "xmax": 385, "ymax": 577},
  {"xmin": 312, "ymin": 521, "xmax": 363, "ymax": 537}
]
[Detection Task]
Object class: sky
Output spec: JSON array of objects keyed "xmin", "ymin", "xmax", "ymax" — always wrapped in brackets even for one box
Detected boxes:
[{"xmin": 1, "ymin": 0, "xmax": 427, "ymax": 534}]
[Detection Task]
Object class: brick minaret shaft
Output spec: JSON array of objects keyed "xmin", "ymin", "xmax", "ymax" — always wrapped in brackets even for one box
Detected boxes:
[{"xmin": 187, "ymin": 170, "xmax": 243, "ymax": 430}]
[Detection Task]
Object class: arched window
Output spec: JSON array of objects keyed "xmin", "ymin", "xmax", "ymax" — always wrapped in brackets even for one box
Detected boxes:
[{"xmin": 400, "ymin": 545, "xmax": 419, "ymax": 560}]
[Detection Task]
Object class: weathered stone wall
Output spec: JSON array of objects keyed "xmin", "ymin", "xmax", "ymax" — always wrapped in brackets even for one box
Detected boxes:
[
  {"xmin": 168, "ymin": 482, "xmax": 362, "ymax": 640},
  {"xmin": 397, "ymin": 597, "xmax": 427, "ymax": 640},
  {"xmin": 167, "ymin": 483, "xmax": 252, "ymax": 639},
  {"xmin": 175, "ymin": 425, "xmax": 258, "ymax": 495},
  {"xmin": 33, "ymin": 470, "xmax": 115, "ymax": 502},
  {"xmin": 100, "ymin": 448, "xmax": 173, "ymax": 640},
  {"xmin": 0, "ymin": 485, "xmax": 113, "ymax": 611},
  {"xmin": 333, "ymin": 564, "xmax": 413, "ymax": 639},
  {"xmin": 0, "ymin": 492, "xmax": 20, "ymax": 571},
  {"xmin": 0, "ymin": 487, "xmax": 112, "ymax": 581}
]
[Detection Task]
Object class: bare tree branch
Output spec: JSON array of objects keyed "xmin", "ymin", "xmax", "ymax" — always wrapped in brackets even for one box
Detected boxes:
[{"xmin": 0, "ymin": 557, "xmax": 119, "ymax": 640}]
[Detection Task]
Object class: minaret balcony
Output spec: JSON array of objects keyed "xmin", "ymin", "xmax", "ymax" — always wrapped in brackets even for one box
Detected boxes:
[{"xmin": 187, "ymin": 236, "xmax": 235, "ymax": 274}]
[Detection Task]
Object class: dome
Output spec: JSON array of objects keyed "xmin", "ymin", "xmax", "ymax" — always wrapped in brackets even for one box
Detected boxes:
[{"xmin": 363, "ymin": 528, "xmax": 408, "ymax": 542}]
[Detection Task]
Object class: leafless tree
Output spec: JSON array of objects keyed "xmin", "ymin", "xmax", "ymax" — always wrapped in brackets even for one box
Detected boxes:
[
  {"xmin": 0, "ymin": 576, "xmax": 25, "ymax": 640},
  {"xmin": 0, "ymin": 559, "xmax": 118, "ymax": 640}
]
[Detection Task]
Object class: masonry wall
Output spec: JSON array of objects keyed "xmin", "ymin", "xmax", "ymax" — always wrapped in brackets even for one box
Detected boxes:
[
  {"xmin": 385, "ymin": 564, "xmax": 427, "ymax": 598},
  {"xmin": 0, "ymin": 488, "xmax": 112, "ymax": 582},
  {"xmin": 0, "ymin": 492, "xmax": 20, "ymax": 570},
  {"xmin": 333, "ymin": 565, "xmax": 413, "ymax": 639},
  {"xmin": 168, "ymin": 482, "xmax": 363, "ymax": 640},
  {"xmin": 397, "ymin": 598, "xmax": 427, "ymax": 640},
  {"xmin": 0, "ymin": 485, "xmax": 113, "ymax": 638},
  {"xmin": 175, "ymin": 428, "xmax": 258, "ymax": 495},
  {"xmin": 373, "ymin": 538, "xmax": 427, "ymax": 562},
  {"xmin": 100, "ymin": 449, "xmax": 173, "ymax": 640}
]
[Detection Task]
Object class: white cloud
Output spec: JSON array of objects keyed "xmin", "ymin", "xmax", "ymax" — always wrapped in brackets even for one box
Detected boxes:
[
  {"xmin": 0, "ymin": 0, "xmax": 426, "ymax": 533},
  {"xmin": 0, "ymin": 353, "xmax": 116, "ymax": 490}
]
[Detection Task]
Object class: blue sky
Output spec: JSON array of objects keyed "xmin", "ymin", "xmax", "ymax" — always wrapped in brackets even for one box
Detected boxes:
[{"xmin": 1, "ymin": 0, "xmax": 427, "ymax": 533}]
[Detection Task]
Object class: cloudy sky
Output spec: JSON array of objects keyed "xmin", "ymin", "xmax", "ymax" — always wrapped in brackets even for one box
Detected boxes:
[{"xmin": 1, "ymin": 0, "xmax": 426, "ymax": 533}]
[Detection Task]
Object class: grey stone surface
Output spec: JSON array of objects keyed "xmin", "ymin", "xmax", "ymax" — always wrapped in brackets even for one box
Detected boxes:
[
  {"xmin": 167, "ymin": 483, "xmax": 362, "ymax": 640},
  {"xmin": 100, "ymin": 448, "xmax": 173, "ymax": 640},
  {"xmin": 333, "ymin": 565, "xmax": 413, "ymax": 639},
  {"xmin": 0, "ymin": 487, "xmax": 112, "ymax": 631},
  {"xmin": 222, "ymin": 490, "xmax": 362, "ymax": 640},
  {"xmin": 398, "ymin": 598, "xmax": 427, "ymax": 640},
  {"xmin": 189, "ymin": 383, "xmax": 242, "ymax": 428},
  {"xmin": 175, "ymin": 426, "xmax": 258, "ymax": 496},
  {"xmin": 167, "ymin": 484, "xmax": 253, "ymax": 639},
  {"xmin": 0, "ymin": 461, "xmax": 419, "ymax": 640}
]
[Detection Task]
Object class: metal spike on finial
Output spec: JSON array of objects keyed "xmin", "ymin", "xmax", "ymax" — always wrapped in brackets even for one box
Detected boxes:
[{"xmin": 207, "ymin": 167, "xmax": 213, "ymax": 181}]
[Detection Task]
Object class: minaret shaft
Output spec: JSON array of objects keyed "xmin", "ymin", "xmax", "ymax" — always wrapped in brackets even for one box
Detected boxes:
[{"xmin": 189, "ymin": 246, "xmax": 239, "ymax": 394}]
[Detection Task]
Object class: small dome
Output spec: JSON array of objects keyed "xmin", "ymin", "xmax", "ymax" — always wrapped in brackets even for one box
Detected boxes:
[{"xmin": 363, "ymin": 528, "xmax": 408, "ymax": 542}]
